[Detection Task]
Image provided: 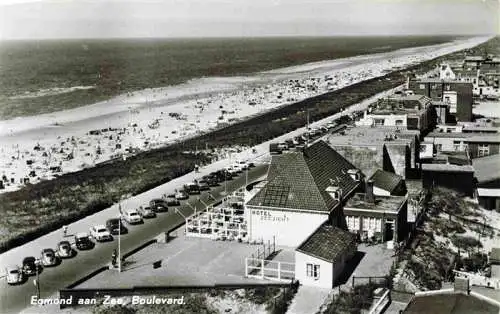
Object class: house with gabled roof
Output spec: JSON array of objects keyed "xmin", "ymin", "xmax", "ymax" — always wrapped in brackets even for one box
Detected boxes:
[
  {"xmin": 245, "ymin": 140, "xmax": 363, "ymax": 247},
  {"xmin": 369, "ymin": 169, "xmax": 407, "ymax": 197},
  {"xmin": 295, "ymin": 223, "xmax": 357, "ymax": 288}
]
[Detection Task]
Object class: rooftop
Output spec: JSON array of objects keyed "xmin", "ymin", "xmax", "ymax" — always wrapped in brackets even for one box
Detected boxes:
[
  {"xmin": 296, "ymin": 223, "xmax": 356, "ymax": 263},
  {"xmin": 403, "ymin": 293, "xmax": 499, "ymax": 314},
  {"xmin": 426, "ymin": 132, "xmax": 500, "ymax": 142},
  {"xmin": 247, "ymin": 141, "xmax": 361, "ymax": 213},
  {"xmin": 421, "ymin": 163, "xmax": 474, "ymax": 173},
  {"xmin": 328, "ymin": 127, "xmax": 418, "ymax": 146},
  {"xmin": 411, "ymin": 77, "xmax": 473, "ymax": 84},
  {"xmin": 344, "ymin": 193, "xmax": 405, "ymax": 213},
  {"xmin": 472, "ymin": 155, "xmax": 500, "ymax": 183},
  {"xmin": 369, "ymin": 169, "xmax": 403, "ymax": 194}
]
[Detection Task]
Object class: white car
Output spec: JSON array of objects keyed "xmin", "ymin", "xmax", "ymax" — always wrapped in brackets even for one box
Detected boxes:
[
  {"xmin": 237, "ymin": 161, "xmax": 249, "ymax": 170},
  {"xmin": 6, "ymin": 266, "xmax": 24, "ymax": 285},
  {"xmin": 40, "ymin": 248, "xmax": 57, "ymax": 267},
  {"xmin": 90, "ymin": 225, "xmax": 113, "ymax": 242},
  {"xmin": 123, "ymin": 210, "xmax": 143, "ymax": 224}
]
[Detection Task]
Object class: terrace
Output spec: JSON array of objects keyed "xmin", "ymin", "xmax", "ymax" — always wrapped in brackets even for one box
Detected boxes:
[{"xmin": 345, "ymin": 193, "xmax": 406, "ymax": 214}]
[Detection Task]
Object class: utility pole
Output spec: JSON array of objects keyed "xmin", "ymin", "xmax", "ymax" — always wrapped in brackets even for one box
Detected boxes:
[
  {"xmin": 118, "ymin": 202, "xmax": 123, "ymax": 273},
  {"xmin": 34, "ymin": 259, "xmax": 41, "ymax": 299}
]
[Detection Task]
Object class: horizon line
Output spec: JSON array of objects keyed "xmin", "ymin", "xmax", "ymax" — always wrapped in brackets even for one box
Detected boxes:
[{"xmin": 0, "ymin": 33, "xmax": 497, "ymax": 42}]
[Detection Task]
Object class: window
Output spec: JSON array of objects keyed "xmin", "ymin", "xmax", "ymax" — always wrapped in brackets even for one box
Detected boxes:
[
  {"xmin": 444, "ymin": 96, "xmax": 451, "ymax": 103},
  {"xmin": 306, "ymin": 263, "xmax": 320, "ymax": 279},
  {"xmin": 395, "ymin": 119, "xmax": 403, "ymax": 126},
  {"xmin": 374, "ymin": 118, "xmax": 385, "ymax": 126},
  {"xmin": 445, "ymin": 84, "xmax": 451, "ymax": 91},
  {"xmin": 419, "ymin": 84, "xmax": 425, "ymax": 90},
  {"xmin": 453, "ymin": 141, "xmax": 462, "ymax": 151},
  {"xmin": 478, "ymin": 144, "xmax": 490, "ymax": 157}
]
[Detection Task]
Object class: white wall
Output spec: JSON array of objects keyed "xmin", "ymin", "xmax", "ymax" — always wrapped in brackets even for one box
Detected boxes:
[
  {"xmin": 373, "ymin": 186, "xmax": 391, "ymax": 196},
  {"xmin": 443, "ymin": 91, "xmax": 458, "ymax": 113},
  {"xmin": 355, "ymin": 114, "xmax": 408, "ymax": 128},
  {"xmin": 246, "ymin": 207, "xmax": 328, "ymax": 247},
  {"xmin": 295, "ymin": 251, "xmax": 334, "ymax": 289}
]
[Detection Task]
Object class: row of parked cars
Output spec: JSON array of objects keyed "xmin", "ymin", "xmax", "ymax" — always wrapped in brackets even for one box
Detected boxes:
[
  {"xmin": 5, "ymin": 159, "xmax": 256, "ymax": 285},
  {"xmin": 269, "ymin": 122, "xmax": 340, "ymax": 154}
]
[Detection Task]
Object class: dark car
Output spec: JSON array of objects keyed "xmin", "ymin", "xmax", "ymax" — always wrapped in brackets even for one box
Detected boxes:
[
  {"xmin": 205, "ymin": 176, "xmax": 219, "ymax": 187},
  {"xmin": 22, "ymin": 256, "xmax": 40, "ymax": 276},
  {"xmin": 213, "ymin": 170, "xmax": 232, "ymax": 182},
  {"xmin": 149, "ymin": 199, "xmax": 168, "ymax": 212},
  {"xmin": 75, "ymin": 232, "xmax": 94, "ymax": 250},
  {"xmin": 184, "ymin": 183, "xmax": 201, "ymax": 195},
  {"xmin": 106, "ymin": 218, "xmax": 128, "ymax": 235},
  {"xmin": 197, "ymin": 180, "xmax": 210, "ymax": 191},
  {"xmin": 165, "ymin": 194, "xmax": 181, "ymax": 206}
]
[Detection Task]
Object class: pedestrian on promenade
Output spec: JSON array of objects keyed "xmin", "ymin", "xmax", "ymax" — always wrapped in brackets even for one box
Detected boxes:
[{"xmin": 62, "ymin": 225, "xmax": 68, "ymax": 238}]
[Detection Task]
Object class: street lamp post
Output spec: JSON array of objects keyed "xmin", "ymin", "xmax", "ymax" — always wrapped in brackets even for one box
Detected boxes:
[{"xmin": 34, "ymin": 259, "xmax": 41, "ymax": 299}]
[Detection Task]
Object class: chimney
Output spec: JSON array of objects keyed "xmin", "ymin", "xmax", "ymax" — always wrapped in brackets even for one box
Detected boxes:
[{"xmin": 365, "ymin": 180, "xmax": 375, "ymax": 204}]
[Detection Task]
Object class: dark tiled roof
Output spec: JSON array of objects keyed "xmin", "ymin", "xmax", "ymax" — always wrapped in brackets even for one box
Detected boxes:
[
  {"xmin": 473, "ymin": 155, "xmax": 500, "ymax": 183},
  {"xmin": 247, "ymin": 141, "xmax": 360, "ymax": 212},
  {"xmin": 369, "ymin": 169, "xmax": 403, "ymax": 194},
  {"xmin": 296, "ymin": 223, "xmax": 356, "ymax": 263},
  {"xmin": 403, "ymin": 294, "xmax": 499, "ymax": 314}
]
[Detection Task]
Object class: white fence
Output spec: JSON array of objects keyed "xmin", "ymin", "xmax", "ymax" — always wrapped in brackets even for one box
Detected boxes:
[
  {"xmin": 185, "ymin": 188, "xmax": 249, "ymax": 241},
  {"xmin": 245, "ymin": 257, "xmax": 295, "ymax": 282}
]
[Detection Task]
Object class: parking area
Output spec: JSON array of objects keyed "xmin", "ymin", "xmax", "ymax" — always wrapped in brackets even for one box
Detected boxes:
[{"xmin": 78, "ymin": 229, "xmax": 270, "ymax": 289}]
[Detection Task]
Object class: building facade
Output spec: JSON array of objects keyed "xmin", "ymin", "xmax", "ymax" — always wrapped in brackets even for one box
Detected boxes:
[{"xmin": 245, "ymin": 141, "xmax": 362, "ymax": 247}]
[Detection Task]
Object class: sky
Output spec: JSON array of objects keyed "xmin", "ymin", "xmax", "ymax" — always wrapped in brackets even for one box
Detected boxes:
[{"xmin": 0, "ymin": 0, "xmax": 499, "ymax": 39}]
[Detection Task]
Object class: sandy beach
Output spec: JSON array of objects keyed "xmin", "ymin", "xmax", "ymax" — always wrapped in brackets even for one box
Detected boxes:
[{"xmin": 0, "ymin": 36, "xmax": 492, "ymax": 193}]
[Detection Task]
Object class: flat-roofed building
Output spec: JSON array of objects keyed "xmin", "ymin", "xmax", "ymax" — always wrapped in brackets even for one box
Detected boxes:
[
  {"xmin": 343, "ymin": 180, "xmax": 408, "ymax": 244},
  {"xmin": 473, "ymin": 154, "xmax": 500, "ymax": 210},
  {"xmin": 424, "ymin": 132, "xmax": 500, "ymax": 158},
  {"xmin": 356, "ymin": 94, "xmax": 437, "ymax": 133},
  {"xmin": 422, "ymin": 163, "xmax": 475, "ymax": 197},
  {"xmin": 327, "ymin": 127, "xmax": 420, "ymax": 179},
  {"xmin": 408, "ymin": 78, "xmax": 473, "ymax": 122}
]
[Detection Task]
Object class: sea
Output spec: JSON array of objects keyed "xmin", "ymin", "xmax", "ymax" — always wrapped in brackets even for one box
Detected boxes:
[{"xmin": 0, "ymin": 36, "xmax": 461, "ymax": 120}]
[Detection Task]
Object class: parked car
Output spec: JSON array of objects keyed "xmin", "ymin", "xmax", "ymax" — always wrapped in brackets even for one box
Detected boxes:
[
  {"xmin": 75, "ymin": 232, "xmax": 94, "ymax": 250},
  {"xmin": 21, "ymin": 257, "xmax": 39, "ymax": 276},
  {"xmin": 237, "ymin": 160, "xmax": 250, "ymax": 170},
  {"xmin": 277, "ymin": 142, "xmax": 289, "ymax": 151},
  {"xmin": 106, "ymin": 218, "xmax": 128, "ymax": 235},
  {"xmin": 138, "ymin": 206, "xmax": 156, "ymax": 218},
  {"xmin": 184, "ymin": 183, "xmax": 201, "ymax": 195},
  {"xmin": 40, "ymin": 248, "xmax": 57, "ymax": 267},
  {"xmin": 174, "ymin": 190, "xmax": 189, "ymax": 200},
  {"xmin": 165, "ymin": 194, "xmax": 181, "ymax": 206},
  {"xmin": 197, "ymin": 180, "xmax": 210, "ymax": 191},
  {"xmin": 269, "ymin": 143, "xmax": 283, "ymax": 154},
  {"xmin": 90, "ymin": 225, "xmax": 113, "ymax": 242},
  {"xmin": 149, "ymin": 199, "xmax": 168, "ymax": 212},
  {"xmin": 6, "ymin": 266, "xmax": 24, "ymax": 285},
  {"xmin": 56, "ymin": 241, "xmax": 73, "ymax": 258},
  {"xmin": 123, "ymin": 209, "xmax": 143, "ymax": 224},
  {"xmin": 284, "ymin": 139, "xmax": 296, "ymax": 148},
  {"xmin": 205, "ymin": 176, "xmax": 219, "ymax": 187}
]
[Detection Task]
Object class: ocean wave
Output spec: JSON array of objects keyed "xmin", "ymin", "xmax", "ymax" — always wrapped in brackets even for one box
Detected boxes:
[{"xmin": 9, "ymin": 86, "xmax": 96, "ymax": 100}]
